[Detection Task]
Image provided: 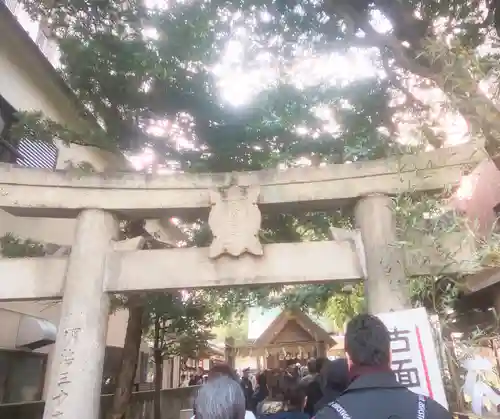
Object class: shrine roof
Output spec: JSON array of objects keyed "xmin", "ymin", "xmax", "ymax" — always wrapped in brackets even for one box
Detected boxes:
[{"xmin": 253, "ymin": 308, "xmax": 336, "ymax": 348}]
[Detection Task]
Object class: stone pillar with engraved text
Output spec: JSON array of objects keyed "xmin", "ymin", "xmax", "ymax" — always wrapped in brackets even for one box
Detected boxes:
[{"xmin": 43, "ymin": 209, "xmax": 118, "ymax": 419}]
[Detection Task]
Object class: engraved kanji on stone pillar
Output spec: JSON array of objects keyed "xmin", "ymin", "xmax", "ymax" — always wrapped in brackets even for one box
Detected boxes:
[{"xmin": 208, "ymin": 184, "xmax": 263, "ymax": 259}]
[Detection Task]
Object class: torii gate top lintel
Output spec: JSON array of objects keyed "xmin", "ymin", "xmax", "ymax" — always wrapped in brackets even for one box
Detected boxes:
[{"xmin": 0, "ymin": 142, "xmax": 485, "ymax": 218}]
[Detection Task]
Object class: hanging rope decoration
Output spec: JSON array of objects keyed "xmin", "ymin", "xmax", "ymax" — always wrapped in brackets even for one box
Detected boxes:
[{"xmin": 235, "ymin": 343, "xmax": 317, "ymax": 358}]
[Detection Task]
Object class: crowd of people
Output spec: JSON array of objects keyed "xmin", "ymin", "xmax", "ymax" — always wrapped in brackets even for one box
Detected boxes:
[
  {"xmin": 180, "ymin": 369, "xmax": 207, "ymax": 387},
  {"xmin": 192, "ymin": 314, "xmax": 453, "ymax": 419}
]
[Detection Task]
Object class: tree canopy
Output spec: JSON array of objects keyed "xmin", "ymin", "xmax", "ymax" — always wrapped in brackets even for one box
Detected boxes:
[
  {"xmin": 19, "ymin": 0, "xmax": 500, "ymax": 156},
  {"xmin": 147, "ymin": 292, "xmax": 215, "ymax": 358}
]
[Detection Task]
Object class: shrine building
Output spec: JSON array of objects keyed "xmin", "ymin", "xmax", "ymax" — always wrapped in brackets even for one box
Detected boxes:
[{"xmin": 230, "ymin": 308, "xmax": 340, "ymax": 370}]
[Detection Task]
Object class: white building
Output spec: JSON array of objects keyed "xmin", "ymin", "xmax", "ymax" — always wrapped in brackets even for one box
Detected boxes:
[{"xmin": 0, "ymin": 1, "xmax": 149, "ymax": 404}]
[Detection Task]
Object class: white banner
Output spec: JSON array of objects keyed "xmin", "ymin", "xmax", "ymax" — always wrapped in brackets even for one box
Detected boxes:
[{"xmin": 377, "ymin": 307, "xmax": 448, "ymax": 409}]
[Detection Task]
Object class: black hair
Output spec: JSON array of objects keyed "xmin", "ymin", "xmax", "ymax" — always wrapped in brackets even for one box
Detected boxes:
[
  {"xmin": 256, "ymin": 371, "xmax": 267, "ymax": 388},
  {"xmin": 345, "ymin": 314, "xmax": 391, "ymax": 367},
  {"xmin": 314, "ymin": 357, "xmax": 327, "ymax": 374},
  {"xmin": 307, "ymin": 358, "xmax": 316, "ymax": 374},
  {"xmin": 280, "ymin": 374, "xmax": 306, "ymax": 411},
  {"xmin": 208, "ymin": 363, "xmax": 239, "ymax": 382},
  {"xmin": 320, "ymin": 358, "xmax": 349, "ymax": 392},
  {"xmin": 266, "ymin": 372, "xmax": 305, "ymax": 409}
]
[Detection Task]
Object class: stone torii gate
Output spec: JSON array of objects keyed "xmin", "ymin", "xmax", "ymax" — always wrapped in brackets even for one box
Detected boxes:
[{"xmin": 0, "ymin": 142, "xmax": 486, "ymax": 419}]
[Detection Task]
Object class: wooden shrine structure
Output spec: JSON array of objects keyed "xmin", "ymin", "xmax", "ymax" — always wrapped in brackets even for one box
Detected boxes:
[
  {"xmin": 231, "ymin": 309, "xmax": 336, "ymax": 369},
  {"xmin": 0, "ymin": 141, "xmax": 490, "ymax": 419}
]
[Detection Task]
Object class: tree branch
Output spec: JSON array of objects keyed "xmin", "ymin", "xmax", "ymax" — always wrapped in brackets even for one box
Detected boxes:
[
  {"xmin": 381, "ymin": 51, "xmax": 427, "ymax": 111},
  {"xmin": 324, "ymin": 0, "xmax": 433, "ymax": 79}
]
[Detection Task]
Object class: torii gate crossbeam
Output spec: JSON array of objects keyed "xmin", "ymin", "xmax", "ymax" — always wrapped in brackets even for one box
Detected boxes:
[
  {"xmin": 0, "ymin": 142, "xmax": 484, "ymax": 218},
  {"xmin": 0, "ymin": 231, "xmax": 478, "ymax": 302}
]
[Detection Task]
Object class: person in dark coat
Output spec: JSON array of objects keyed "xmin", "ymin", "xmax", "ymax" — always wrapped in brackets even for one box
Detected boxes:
[
  {"xmin": 241, "ymin": 368, "xmax": 254, "ymax": 411},
  {"xmin": 257, "ymin": 373, "xmax": 309, "ymax": 419},
  {"xmin": 313, "ymin": 314, "xmax": 453, "ymax": 419},
  {"xmin": 301, "ymin": 358, "xmax": 317, "ymax": 386},
  {"xmin": 302, "ymin": 358, "xmax": 325, "ymax": 417},
  {"xmin": 313, "ymin": 358, "xmax": 349, "ymax": 414},
  {"xmin": 251, "ymin": 371, "xmax": 269, "ymax": 414}
]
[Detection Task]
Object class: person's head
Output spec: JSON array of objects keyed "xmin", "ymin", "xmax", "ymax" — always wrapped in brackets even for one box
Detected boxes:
[
  {"xmin": 242, "ymin": 368, "xmax": 250, "ymax": 378},
  {"xmin": 345, "ymin": 314, "xmax": 391, "ymax": 368},
  {"xmin": 314, "ymin": 358, "xmax": 327, "ymax": 375},
  {"xmin": 197, "ymin": 367, "xmax": 204, "ymax": 375},
  {"xmin": 208, "ymin": 363, "xmax": 239, "ymax": 382},
  {"xmin": 306, "ymin": 358, "xmax": 316, "ymax": 374},
  {"xmin": 195, "ymin": 376, "xmax": 246, "ymax": 419},
  {"xmin": 319, "ymin": 358, "xmax": 349, "ymax": 393},
  {"xmin": 256, "ymin": 371, "xmax": 267, "ymax": 389},
  {"xmin": 181, "ymin": 374, "xmax": 186, "ymax": 380}
]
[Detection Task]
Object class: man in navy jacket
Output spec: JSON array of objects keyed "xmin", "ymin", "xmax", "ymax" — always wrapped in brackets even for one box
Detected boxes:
[{"xmin": 313, "ymin": 314, "xmax": 453, "ymax": 419}]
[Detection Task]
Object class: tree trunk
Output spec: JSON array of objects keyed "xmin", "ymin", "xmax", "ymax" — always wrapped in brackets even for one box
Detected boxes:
[
  {"xmin": 154, "ymin": 316, "xmax": 163, "ymax": 419},
  {"xmin": 393, "ymin": 41, "xmax": 500, "ymax": 154},
  {"xmin": 107, "ymin": 297, "xmax": 145, "ymax": 419},
  {"xmin": 431, "ymin": 57, "xmax": 500, "ymax": 151}
]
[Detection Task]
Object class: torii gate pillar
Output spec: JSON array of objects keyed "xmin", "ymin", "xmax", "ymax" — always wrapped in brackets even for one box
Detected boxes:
[
  {"xmin": 43, "ymin": 209, "xmax": 118, "ymax": 419},
  {"xmin": 355, "ymin": 194, "xmax": 410, "ymax": 313},
  {"xmin": 224, "ymin": 336, "xmax": 235, "ymax": 369}
]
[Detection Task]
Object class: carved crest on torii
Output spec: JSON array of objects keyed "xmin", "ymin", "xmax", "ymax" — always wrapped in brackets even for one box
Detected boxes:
[{"xmin": 208, "ymin": 183, "xmax": 263, "ymax": 259}]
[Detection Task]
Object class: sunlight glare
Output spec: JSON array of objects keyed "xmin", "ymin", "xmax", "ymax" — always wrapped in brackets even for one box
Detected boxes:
[
  {"xmin": 215, "ymin": 39, "xmax": 379, "ymax": 106},
  {"xmin": 144, "ymin": 0, "xmax": 170, "ymax": 9},
  {"xmin": 369, "ymin": 9, "xmax": 392, "ymax": 34},
  {"xmin": 456, "ymin": 173, "xmax": 477, "ymax": 201},
  {"xmin": 260, "ymin": 10, "xmax": 272, "ymax": 23},
  {"xmin": 128, "ymin": 148, "xmax": 155, "ymax": 170},
  {"xmin": 143, "ymin": 27, "xmax": 159, "ymax": 40},
  {"xmin": 296, "ymin": 126, "xmax": 308, "ymax": 135}
]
